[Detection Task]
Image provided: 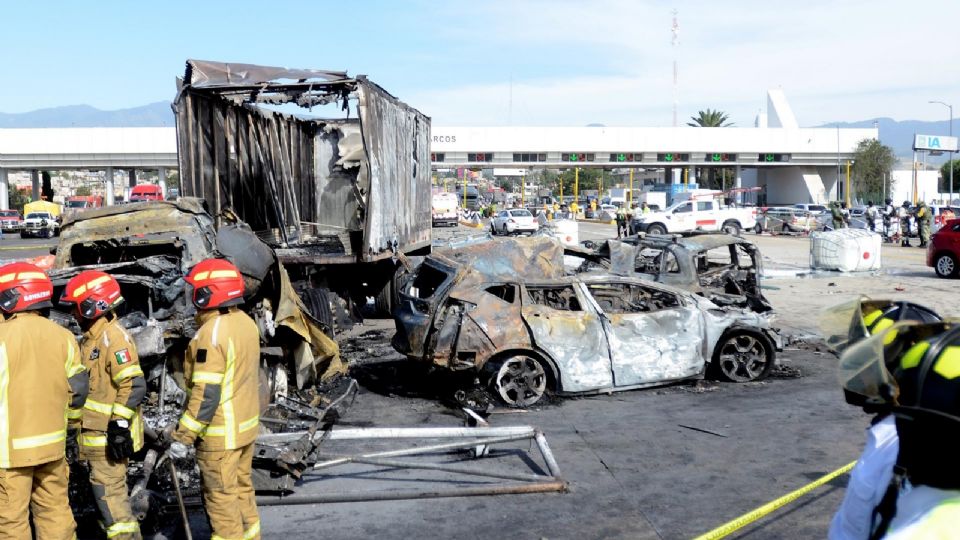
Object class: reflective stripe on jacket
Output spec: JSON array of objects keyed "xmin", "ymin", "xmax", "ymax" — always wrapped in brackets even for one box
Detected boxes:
[
  {"xmin": 174, "ymin": 308, "xmax": 260, "ymax": 451},
  {"xmin": 0, "ymin": 311, "xmax": 86, "ymax": 468},
  {"xmin": 79, "ymin": 316, "xmax": 145, "ymax": 452},
  {"xmin": 884, "ymin": 485, "xmax": 960, "ymax": 539}
]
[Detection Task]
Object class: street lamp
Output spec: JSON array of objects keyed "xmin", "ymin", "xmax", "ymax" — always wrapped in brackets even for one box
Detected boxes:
[{"xmin": 929, "ymin": 100, "xmax": 954, "ymax": 203}]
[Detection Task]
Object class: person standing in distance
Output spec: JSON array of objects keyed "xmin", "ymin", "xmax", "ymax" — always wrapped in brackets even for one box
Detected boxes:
[
  {"xmin": 60, "ymin": 270, "xmax": 145, "ymax": 540},
  {"xmin": 168, "ymin": 258, "xmax": 261, "ymax": 540},
  {"xmin": 0, "ymin": 262, "xmax": 88, "ymax": 539}
]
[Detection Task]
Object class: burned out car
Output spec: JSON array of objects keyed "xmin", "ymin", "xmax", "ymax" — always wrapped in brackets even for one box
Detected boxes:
[
  {"xmin": 393, "ymin": 237, "xmax": 781, "ymax": 407},
  {"xmin": 48, "ymin": 198, "xmax": 349, "ymax": 528},
  {"xmin": 573, "ymin": 233, "xmax": 772, "ymax": 313}
]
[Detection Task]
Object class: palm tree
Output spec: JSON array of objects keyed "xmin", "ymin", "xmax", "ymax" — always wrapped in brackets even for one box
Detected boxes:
[{"xmin": 687, "ymin": 109, "xmax": 733, "ymax": 127}]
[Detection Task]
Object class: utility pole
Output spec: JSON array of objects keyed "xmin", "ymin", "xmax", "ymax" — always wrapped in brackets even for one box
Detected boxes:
[
  {"xmin": 930, "ymin": 101, "xmax": 954, "ymax": 203},
  {"xmin": 671, "ymin": 10, "xmax": 679, "ymax": 127}
]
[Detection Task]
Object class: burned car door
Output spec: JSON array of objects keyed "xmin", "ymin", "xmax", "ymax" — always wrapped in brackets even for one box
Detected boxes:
[
  {"xmin": 520, "ymin": 283, "xmax": 612, "ymax": 392},
  {"xmin": 584, "ymin": 281, "xmax": 704, "ymax": 386}
]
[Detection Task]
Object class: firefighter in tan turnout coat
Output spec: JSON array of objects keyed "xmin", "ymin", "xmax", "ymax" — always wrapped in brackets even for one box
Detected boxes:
[
  {"xmin": 60, "ymin": 270, "xmax": 146, "ymax": 540},
  {"xmin": 167, "ymin": 258, "xmax": 261, "ymax": 540},
  {"xmin": 0, "ymin": 262, "xmax": 88, "ymax": 540}
]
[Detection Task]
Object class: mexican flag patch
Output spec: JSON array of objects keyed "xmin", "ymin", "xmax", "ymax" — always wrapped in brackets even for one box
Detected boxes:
[{"xmin": 115, "ymin": 349, "xmax": 132, "ymax": 365}]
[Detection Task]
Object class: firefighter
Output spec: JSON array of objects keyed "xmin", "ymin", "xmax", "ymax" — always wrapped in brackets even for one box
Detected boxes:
[
  {"xmin": 615, "ymin": 205, "xmax": 627, "ymax": 238},
  {"xmin": 167, "ymin": 258, "xmax": 261, "ymax": 540},
  {"xmin": 824, "ymin": 299, "xmax": 942, "ymax": 539},
  {"xmin": 60, "ymin": 270, "xmax": 145, "ymax": 540},
  {"xmin": 835, "ymin": 321, "xmax": 960, "ymax": 537},
  {"xmin": 915, "ymin": 200, "xmax": 932, "ymax": 248},
  {"xmin": 0, "ymin": 262, "xmax": 88, "ymax": 539}
]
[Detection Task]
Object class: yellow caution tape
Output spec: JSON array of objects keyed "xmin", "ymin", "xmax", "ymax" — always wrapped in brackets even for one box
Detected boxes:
[{"xmin": 693, "ymin": 460, "xmax": 856, "ymax": 540}]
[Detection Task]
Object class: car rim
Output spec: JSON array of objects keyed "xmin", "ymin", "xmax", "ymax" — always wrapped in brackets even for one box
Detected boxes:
[
  {"xmin": 938, "ymin": 256, "xmax": 955, "ymax": 276},
  {"xmin": 494, "ymin": 356, "xmax": 546, "ymax": 407},
  {"xmin": 718, "ymin": 334, "xmax": 768, "ymax": 382}
]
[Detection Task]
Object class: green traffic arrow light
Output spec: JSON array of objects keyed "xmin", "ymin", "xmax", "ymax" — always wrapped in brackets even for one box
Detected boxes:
[
  {"xmin": 712, "ymin": 154, "xmax": 721, "ymax": 161},
  {"xmin": 665, "ymin": 154, "xmax": 674, "ymax": 161}
]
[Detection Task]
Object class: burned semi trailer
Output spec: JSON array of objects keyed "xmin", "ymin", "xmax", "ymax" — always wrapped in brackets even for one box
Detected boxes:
[{"xmin": 174, "ymin": 59, "xmax": 432, "ymax": 321}]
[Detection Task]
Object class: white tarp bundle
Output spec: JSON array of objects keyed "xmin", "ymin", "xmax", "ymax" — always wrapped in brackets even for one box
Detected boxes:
[{"xmin": 809, "ymin": 229, "xmax": 882, "ymax": 272}]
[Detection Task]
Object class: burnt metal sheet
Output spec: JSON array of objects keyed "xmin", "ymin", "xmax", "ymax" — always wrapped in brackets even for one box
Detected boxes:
[
  {"xmin": 184, "ymin": 59, "xmax": 347, "ymax": 89},
  {"xmin": 357, "ymin": 78, "xmax": 432, "ymax": 260},
  {"xmin": 175, "ymin": 60, "xmax": 432, "ymax": 262},
  {"xmin": 603, "ymin": 307, "xmax": 704, "ymax": 385},
  {"xmin": 520, "ymin": 299, "xmax": 612, "ymax": 392}
]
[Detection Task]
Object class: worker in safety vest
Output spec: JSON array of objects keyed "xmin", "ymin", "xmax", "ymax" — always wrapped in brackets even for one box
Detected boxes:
[
  {"xmin": 0, "ymin": 262, "xmax": 88, "ymax": 539},
  {"xmin": 915, "ymin": 201, "xmax": 932, "ymax": 248},
  {"xmin": 167, "ymin": 258, "xmax": 261, "ymax": 540},
  {"xmin": 836, "ymin": 319, "xmax": 960, "ymax": 538},
  {"xmin": 60, "ymin": 270, "xmax": 145, "ymax": 540},
  {"xmin": 823, "ymin": 299, "xmax": 942, "ymax": 540}
]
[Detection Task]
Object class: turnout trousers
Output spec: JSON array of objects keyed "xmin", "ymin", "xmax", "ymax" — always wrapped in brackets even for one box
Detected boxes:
[
  {"xmin": 0, "ymin": 457, "xmax": 76, "ymax": 540},
  {"xmin": 198, "ymin": 443, "xmax": 261, "ymax": 540},
  {"xmin": 82, "ymin": 432, "xmax": 141, "ymax": 540}
]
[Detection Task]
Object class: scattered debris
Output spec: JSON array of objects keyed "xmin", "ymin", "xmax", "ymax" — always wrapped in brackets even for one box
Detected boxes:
[{"xmin": 678, "ymin": 424, "xmax": 728, "ymax": 438}]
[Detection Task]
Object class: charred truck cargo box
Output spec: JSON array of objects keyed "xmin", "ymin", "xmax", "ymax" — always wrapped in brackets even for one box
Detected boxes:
[{"xmin": 174, "ymin": 60, "xmax": 432, "ymax": 317}]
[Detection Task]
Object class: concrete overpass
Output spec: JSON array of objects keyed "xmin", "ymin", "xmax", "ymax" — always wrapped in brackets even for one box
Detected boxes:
[
  {"xmin": 0, "ymin": 127, "xmax": 177, "ymax": 208},
  {"xmin": 0, "ymin": 90, "xmax": 878, "ymax": 208}
]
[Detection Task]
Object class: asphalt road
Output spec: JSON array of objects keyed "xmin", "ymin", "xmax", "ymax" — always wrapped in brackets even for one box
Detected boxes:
[
  {"xmin": 260, "ymin": 324, "xmax": 863, "ymax": 540},
  {"xmin": 0, "ymin": 233, "xmax": 58, "ymax": 261},
  {"xmin": 257, "ymin": 221, "xmax": 885, "ymax": 540}
]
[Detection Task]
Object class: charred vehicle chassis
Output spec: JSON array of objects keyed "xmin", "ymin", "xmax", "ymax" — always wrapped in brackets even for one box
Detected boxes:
[{"xmin": 393, "ymin": 237, "xmax": 782, "ymax": 407}]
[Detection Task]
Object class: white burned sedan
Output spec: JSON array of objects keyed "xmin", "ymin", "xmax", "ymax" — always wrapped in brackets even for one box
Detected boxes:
[
  {"xmin": 394, "ymin": 251, "xmax": 782, "ymax": 407},
  {"xmin": 491, "ymin": 208, "xmax": 539, "ymax": 235}
]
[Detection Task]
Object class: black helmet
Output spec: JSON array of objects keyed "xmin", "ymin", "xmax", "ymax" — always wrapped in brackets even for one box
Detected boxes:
[
  {"xmin": 891, "ymin": 324, "xmax": 960, "ymax": 488},
  {"xmin": 820, "ymin": 298, "xmax": 942, "ymax": 357},
  {"xmin": 903, "ymin": 201, "xmax": 911, "ymax": 208},
  {"xmin": 867, "ymin": 201, "xmax": 874, "ymax": 206},
  {"xmin": 885, "ymin": 198, "xmax": 893, "ymax": 205}
]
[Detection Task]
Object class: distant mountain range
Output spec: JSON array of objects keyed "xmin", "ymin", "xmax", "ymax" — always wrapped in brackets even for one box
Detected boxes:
[
  {"xmin": 0, "ymin": 102, "xmax": 174, "ymax": 128},
  {"xmin": 0, "ymin": 104, "xmax": 953, "ymax": 163}
]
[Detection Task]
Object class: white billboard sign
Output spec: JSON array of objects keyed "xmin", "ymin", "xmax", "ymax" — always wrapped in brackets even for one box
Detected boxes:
[{"xmin": 914, "ymin": 134, "xmax": 958, "ymax": 152}]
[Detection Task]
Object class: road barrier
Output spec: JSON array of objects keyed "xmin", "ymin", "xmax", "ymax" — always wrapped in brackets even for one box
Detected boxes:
[{"xmin": 692, "ymin": 460, "xmax": 856, "ymax": 540}]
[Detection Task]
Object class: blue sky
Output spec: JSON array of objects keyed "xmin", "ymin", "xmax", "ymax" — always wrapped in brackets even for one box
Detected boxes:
[{"xmin": 2, "ymin": 1, "xmax": 958, "ymax": 127}]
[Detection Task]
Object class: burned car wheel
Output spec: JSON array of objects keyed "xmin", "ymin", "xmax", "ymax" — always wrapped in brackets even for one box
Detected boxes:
[
  {"xmin": 712, "ymin": 331, "xmax": 773, "ymax": 382},
  {"xmin": 490, "ymin": 354, "xmax": 548, "ymax": 407}
]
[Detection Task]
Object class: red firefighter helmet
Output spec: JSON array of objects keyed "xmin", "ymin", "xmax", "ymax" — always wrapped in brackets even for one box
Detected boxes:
[
  {"xmin": 184, "ymin": 258, "xmax": 244, "ymax": 309},
  {"xmin": 0, "ymin": 262, "xmax": 54, "ymax": 313},
  {"xmin": 60, "ymin": 270, "xmax": 124, "ymax": 319}
]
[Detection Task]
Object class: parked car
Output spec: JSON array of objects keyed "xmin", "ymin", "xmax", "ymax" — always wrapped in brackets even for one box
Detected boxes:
[
  {"xmin": 491, "ymin": 208, "xmax": 539, "ymax": 235},
  {"xmin": 570, "ymin": 234, "xmax": 772, "ymax": 313},
  {"xmin": 393, "ymin": 238, "xmax": 781, "ymax": 407},
  {"xmin": 792, "ymin": 203, "xmax": 828, "ymax": 215},
  {"xmin": 0, "ymin": 210, "xmax": 22, "ymax": 232},
  {"xmin": 928, "ymin": 218, "xmax": 960, "ymax": 278},
  {"xmin": 20, "ymin": 211, "xmax": 60, "ymax": 238},
  {"xmin": 754, "ymin": 207, "xmax": 817, "ymax": 234}
]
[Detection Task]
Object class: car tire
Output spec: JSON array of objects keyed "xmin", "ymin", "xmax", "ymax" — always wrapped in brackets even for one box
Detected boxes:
[
  {"xmin": 298, "ymin": 287, "xmax": 335, "ymax": 338},
  {"xmin": 646, "ymin": 223, "xmax": 667, "ymax": 235},
  {"xmin": 934, "ymin": 253, "xmax": 958, "ymax": 279},
  {"xmin": 487, "ymin": 353, "xmax": 549, "ymax": 408},
  {"xmin": 722, "ymin": 220, "xmax": 742, "ymax": 236},
  {"xmin": 710, "ymin": 330, "xmax": 774, "ymax": 383},
  {"xmin": 19, "ymin": 232, "xmax": 26, "ymax": 239},
  {"xmin": 754, "ymin": 223, "xmax": 763, "ymax": 234},
  {"xmin": 781, "ymin": 223, "xmax": 790, "ymax": 234}
]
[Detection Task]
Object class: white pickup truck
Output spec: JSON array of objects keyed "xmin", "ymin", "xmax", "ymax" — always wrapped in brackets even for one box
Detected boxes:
[{"xmin": 629, "ymin": 198, "xmax": 758, "ymax": 236}]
